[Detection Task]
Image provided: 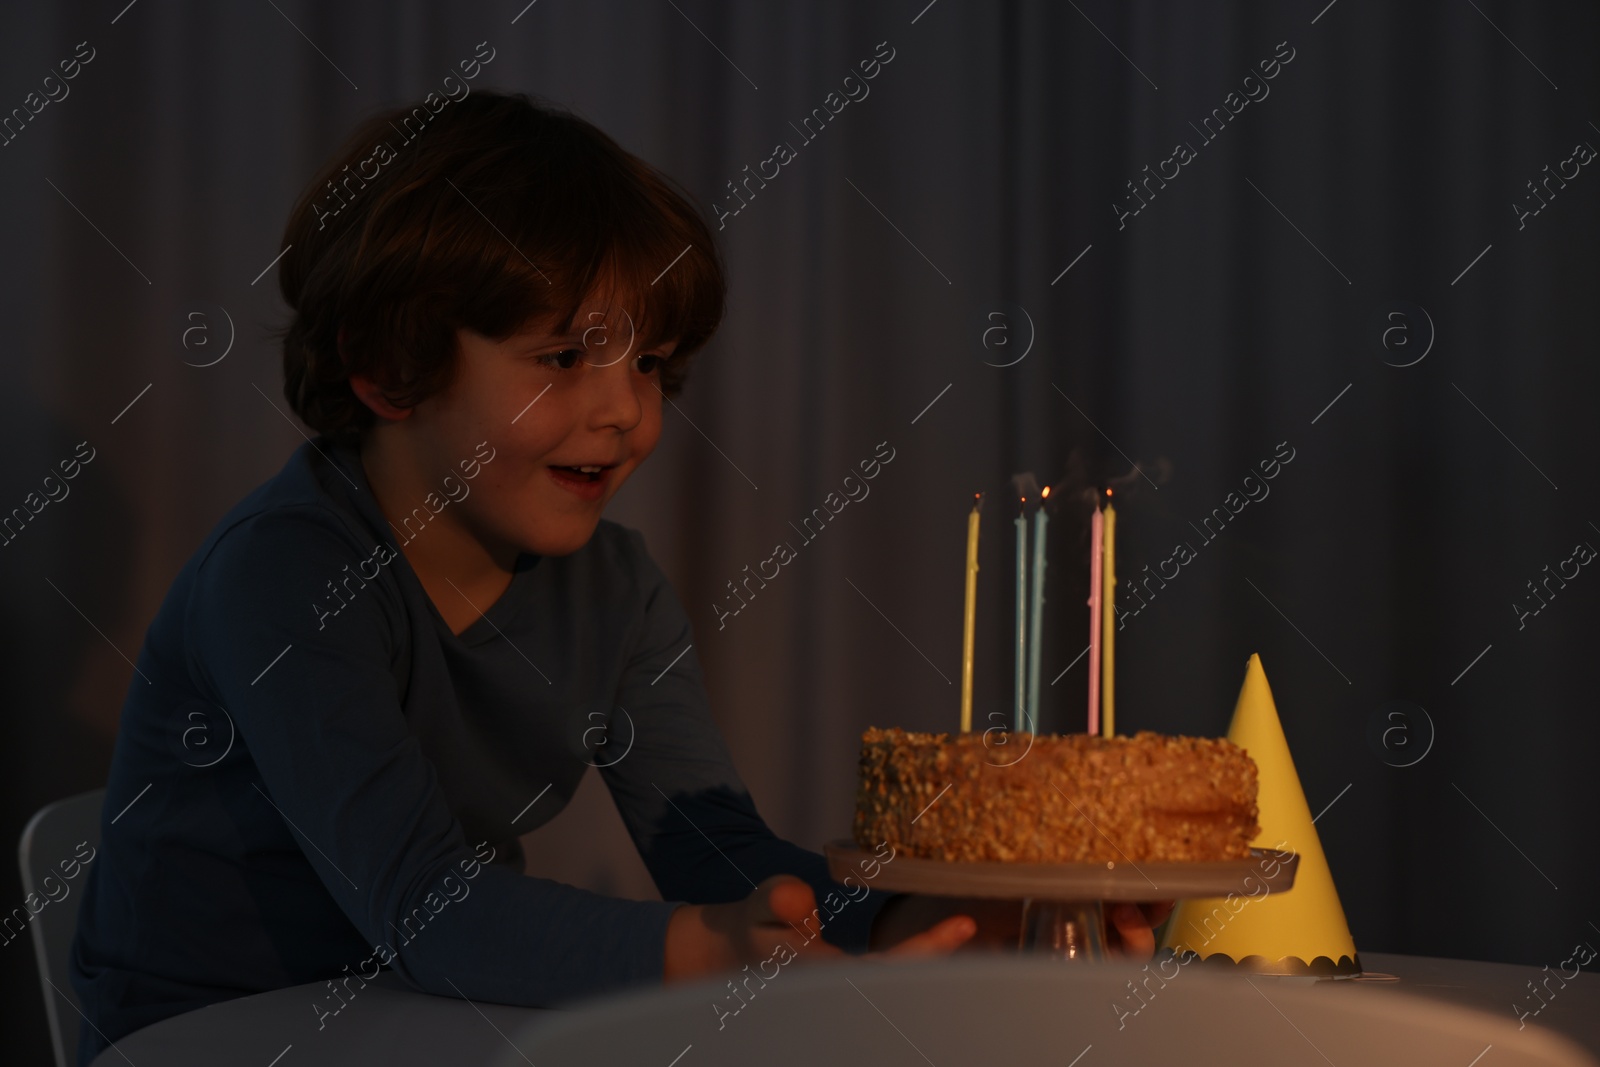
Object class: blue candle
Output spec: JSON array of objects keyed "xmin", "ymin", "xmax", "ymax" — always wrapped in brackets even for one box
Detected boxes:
[
  {"xmin": 1026, "ymin": 490, "xmax": 1049, "ymax": 734},
  {"xmin": 1014, "ymin": 503, "xmax": 1029, "ymax": 733}
]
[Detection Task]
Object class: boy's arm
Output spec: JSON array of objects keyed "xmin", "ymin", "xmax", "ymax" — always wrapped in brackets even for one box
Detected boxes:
[
  {"xmin": 597, "ymin": 529, "xmax": 894, "ymax": 952},
  {"xmin": 190, "ymin": 508, "xmax": 680, "ymax": 1004}
]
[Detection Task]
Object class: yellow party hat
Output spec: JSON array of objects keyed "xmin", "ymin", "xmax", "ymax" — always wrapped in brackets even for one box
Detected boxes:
[{"xmin": 1161, "ymin": 653, "xmax": 1361, "ymax": 975}]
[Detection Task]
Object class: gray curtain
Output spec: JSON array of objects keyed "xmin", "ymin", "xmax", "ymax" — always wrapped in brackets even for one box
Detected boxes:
[{"xmin": 4, "ymin": 0, "xmax": 1598, "ymax": 1058}]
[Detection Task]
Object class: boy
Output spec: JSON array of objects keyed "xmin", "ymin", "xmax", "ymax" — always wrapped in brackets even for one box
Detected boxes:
[{"xmin": 67, "ymin": 90, "xmax": 983, "ymax": 1064}]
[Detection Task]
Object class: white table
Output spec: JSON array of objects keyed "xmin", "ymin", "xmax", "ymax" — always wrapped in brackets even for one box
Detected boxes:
[{"xmin": 94, "ymin": 953, "xmax": 1600, "ymax": 1066}]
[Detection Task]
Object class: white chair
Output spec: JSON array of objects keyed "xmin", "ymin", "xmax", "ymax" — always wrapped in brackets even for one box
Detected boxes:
[{"xmin": 18, "ymin": 789, "xmax": 105, "ymax": 1067}]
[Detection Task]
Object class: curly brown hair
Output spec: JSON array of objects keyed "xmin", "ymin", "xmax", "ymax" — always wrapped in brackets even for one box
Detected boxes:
[{"xmin": 276, "ymin": 90, "xmax": 726, "ymax": 446}]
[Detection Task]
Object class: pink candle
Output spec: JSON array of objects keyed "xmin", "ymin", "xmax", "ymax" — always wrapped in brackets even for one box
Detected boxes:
[{"xmin": 1087, "ymin": 501, "xmax": 1104, "ymax": 735}]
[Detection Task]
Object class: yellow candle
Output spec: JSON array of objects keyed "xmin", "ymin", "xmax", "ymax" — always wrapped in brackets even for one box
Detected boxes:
[
  {"xmin": 1100, "ymin": 493, "xmax": 1117, "ymax": 737},
  {"xmin": 960, "ymin": 494, "xmax": 982, "ymax": 732}
]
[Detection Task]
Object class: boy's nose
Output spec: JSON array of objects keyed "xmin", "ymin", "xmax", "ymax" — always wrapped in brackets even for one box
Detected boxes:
[{"xmin": 585, "ymin": 357, "xmax": 645, "ymax": 432}]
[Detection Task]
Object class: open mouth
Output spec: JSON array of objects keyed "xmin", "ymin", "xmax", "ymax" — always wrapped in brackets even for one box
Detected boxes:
[
  {"xmin": 548, "ymin": 463, "xmax": 619, "ymax": 498},
  {"xmin": 551, "ymin": 465, "xmax": 607, "ymax": 482}
]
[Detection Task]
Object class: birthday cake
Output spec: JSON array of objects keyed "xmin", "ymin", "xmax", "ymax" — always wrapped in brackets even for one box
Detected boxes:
[{"xmin": 853, "ymin": 728, "xmax": 1259, "ymax": 864}]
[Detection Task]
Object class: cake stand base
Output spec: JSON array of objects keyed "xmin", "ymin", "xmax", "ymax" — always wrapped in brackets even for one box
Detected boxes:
[{"xmin": 1019, "ymin": 898, "xmax": 1106, "ymax": 960}]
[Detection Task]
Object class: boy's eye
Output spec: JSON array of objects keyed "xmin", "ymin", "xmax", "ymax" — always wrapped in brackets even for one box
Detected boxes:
[
  {"xmin": 634, "ymin": 354, "xmax": 663, "ymax": 374},
  {"xmin": 536, "ymin": 348, "xmax": 583, "ymax": 370}
]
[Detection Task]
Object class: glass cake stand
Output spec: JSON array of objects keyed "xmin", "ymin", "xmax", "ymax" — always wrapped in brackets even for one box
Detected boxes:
[{"xmin": 824, "ymin": 841, "xmax": 1299, "ymax": 961}]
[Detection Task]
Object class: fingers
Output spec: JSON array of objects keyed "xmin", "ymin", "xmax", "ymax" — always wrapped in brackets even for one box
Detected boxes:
[
  {"xmin": 750, "ymin": 874, "xmax": 816, "ymax": 928},
  {"xmin": 879, "ymin": 915, "xmax": 976, "ymax": 958},
  {"xmin": 748, "ymin": 876, "xmax": 846, "ymax": 963},
  {"xmin": 1109, "ymin": 903, "xmax": 1156, "ymax": 959}
]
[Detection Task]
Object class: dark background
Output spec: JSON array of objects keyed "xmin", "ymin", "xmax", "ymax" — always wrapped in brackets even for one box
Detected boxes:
[{"xmin": 3, "ymin": 0, "xmax": 1597, "ymax": 1059}]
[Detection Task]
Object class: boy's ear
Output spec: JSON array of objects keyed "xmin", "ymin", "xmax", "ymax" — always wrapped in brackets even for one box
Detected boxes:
[
  {"xmin": 341, "ymin": 324, "xmax": 413, "ymax": 420},
  {"xmin": 348, "ymin": 373, "xmax": 412, "ymax": 421}
]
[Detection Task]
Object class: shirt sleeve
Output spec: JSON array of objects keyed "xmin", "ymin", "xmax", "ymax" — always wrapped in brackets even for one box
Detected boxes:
[
  {"xmin": 186, "ymin": 506, "xmax": 681, "ymax": 1006},
  {"xmin": 597, "ymin": 527, "xmax": 894, "ymax": 952}
]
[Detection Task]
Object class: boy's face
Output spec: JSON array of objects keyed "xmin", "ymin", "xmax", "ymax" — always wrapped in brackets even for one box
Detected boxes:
[{"xmin": 383, "ymin": 295, "xmax": 673, "ymax": 559}]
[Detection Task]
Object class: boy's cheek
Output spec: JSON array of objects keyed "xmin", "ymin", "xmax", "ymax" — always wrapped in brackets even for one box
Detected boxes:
[{"xmin": 628, "ymin": 407, "xmax": 666, "ymax": 467}]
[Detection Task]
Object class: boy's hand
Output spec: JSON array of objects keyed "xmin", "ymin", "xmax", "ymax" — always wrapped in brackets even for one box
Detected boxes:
[
  {"xmin": 1107, "ymin": 901, "xmax": 1175, "ymax": 957},
  {"xmin": 870, "ymin": 893, "xmax": 1022, "ymax": 952},
  {"xmin": 872, "ymin": 894, "xmax": 1175, "ymax": 959},
  {"xmin": 663, "ymin": 875, "xmax": 976, "ymax": 983}
]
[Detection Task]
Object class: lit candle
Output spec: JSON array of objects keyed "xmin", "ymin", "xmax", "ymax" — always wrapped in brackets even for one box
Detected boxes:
[
  {"xmin": 1100, "ymin": 491, "xmax": 1117, "ymax": 738},
  {"xmin": 1087, "ymin": 499, "xmax": 1103, "ymax": 735},
  {"xmin": 1026, "ymin": 488, "xmax": 1050, "ymax": 734},
  {"xmin": 960, "ymin": 493, "xmax": 982, "ymax": 733},
  {"xmin": 1014, "ymin": 498, "xmax": 1029, "ymax": 733}
]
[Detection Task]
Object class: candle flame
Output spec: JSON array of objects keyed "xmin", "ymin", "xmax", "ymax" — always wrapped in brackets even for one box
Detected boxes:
[
  {"xmin": 1105, "ymin": 487, "xmax": 1113, "ymax": 498},
  {"xmin": 1042, "ymin": 486, "xmax": 1051, "ymax": 499}
]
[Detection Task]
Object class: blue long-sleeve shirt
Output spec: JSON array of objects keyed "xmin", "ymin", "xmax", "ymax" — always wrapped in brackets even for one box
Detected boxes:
[{"xmin": 70, "ymin": 436, "xmax": 890, "ymax": 1063}]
